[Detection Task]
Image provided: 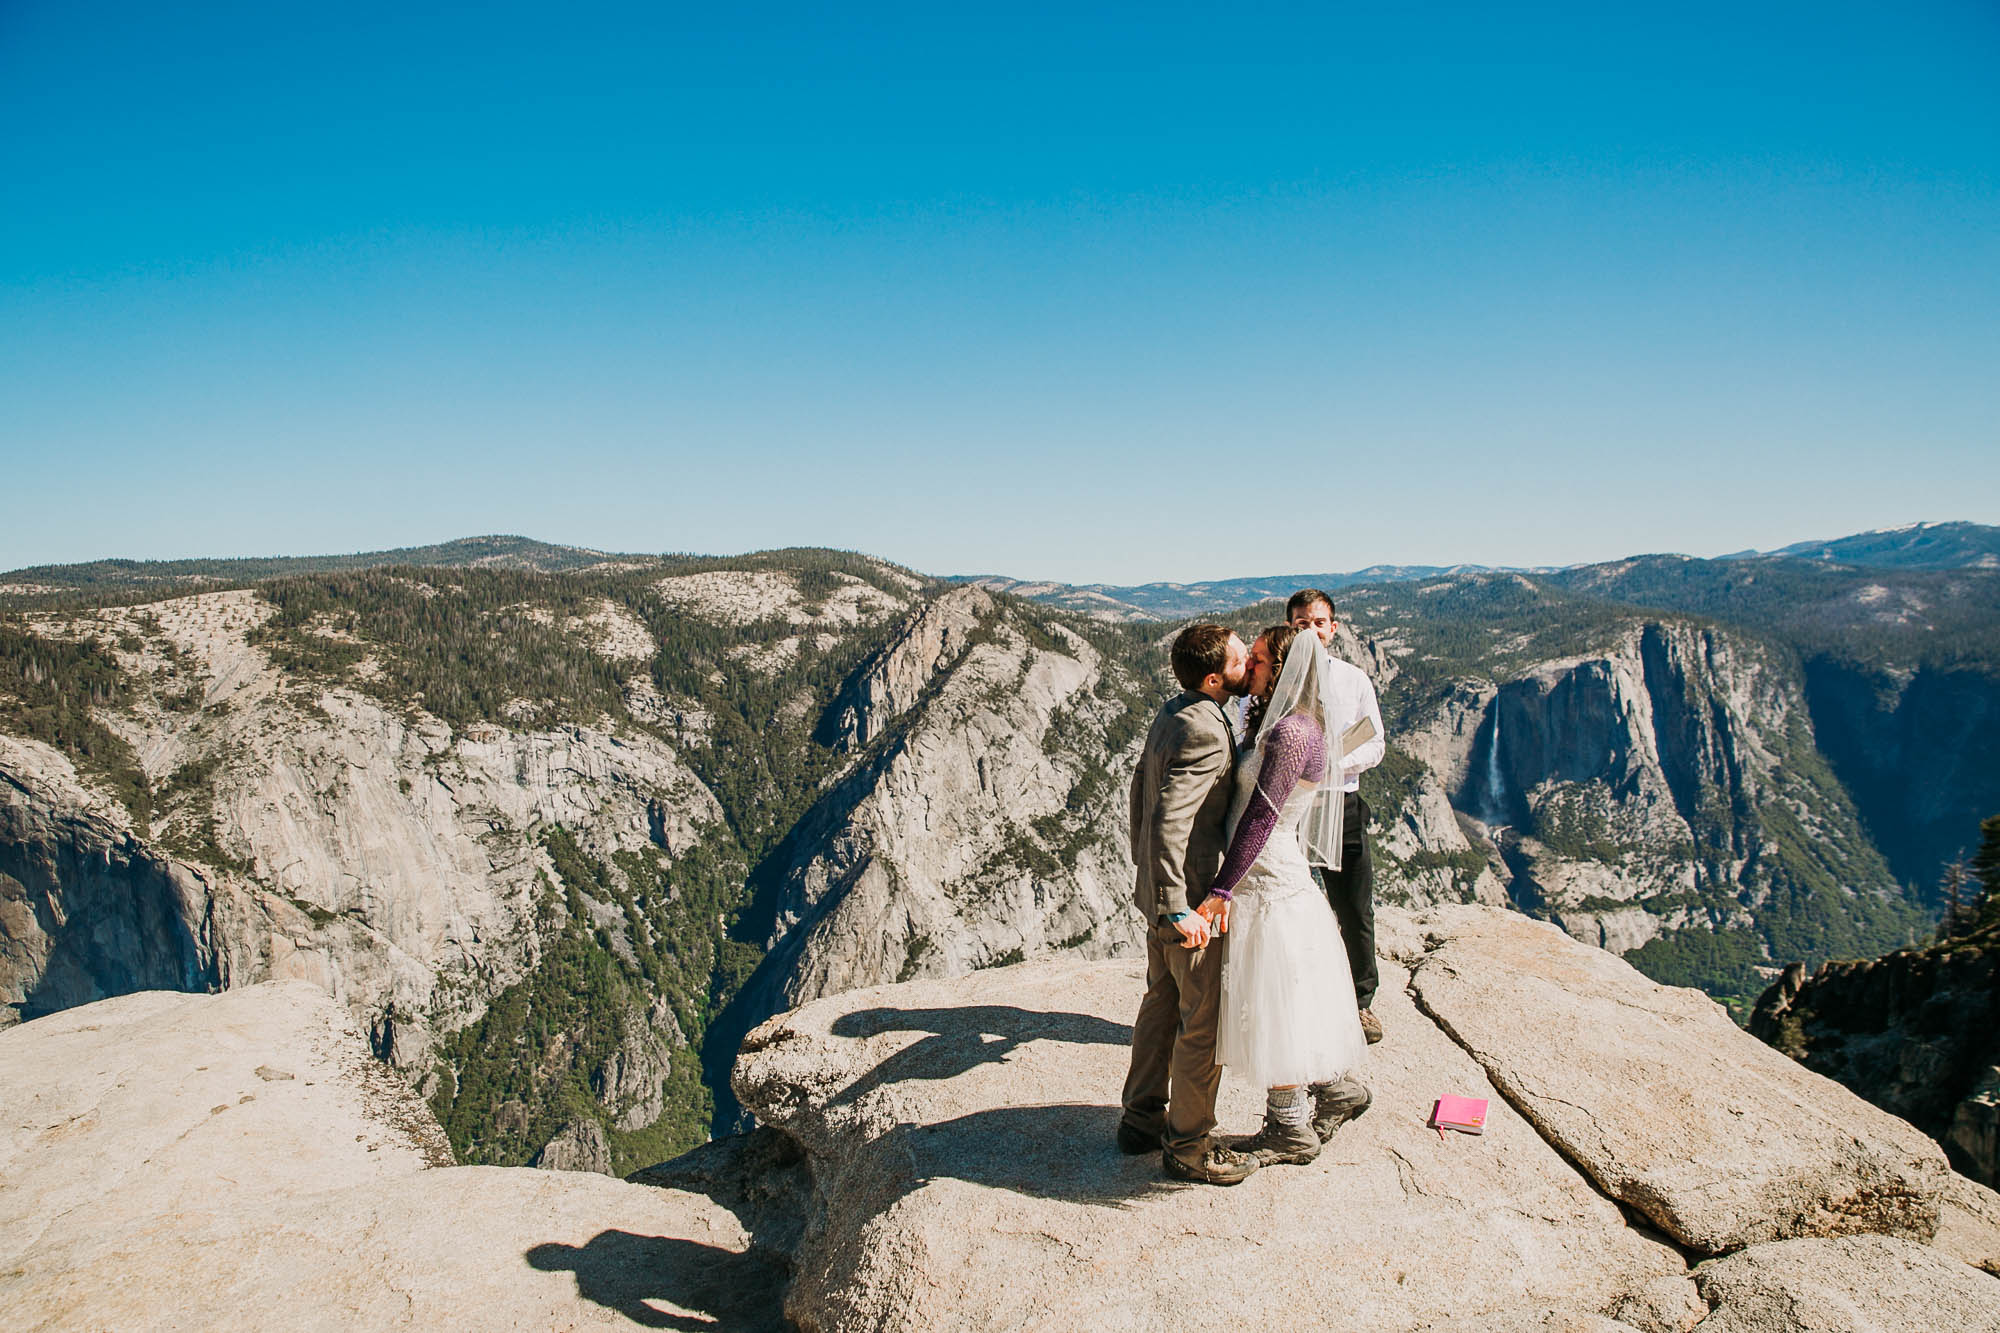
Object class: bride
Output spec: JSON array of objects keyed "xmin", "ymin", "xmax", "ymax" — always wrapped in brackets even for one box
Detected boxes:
[{"xmin": 1198, "ymin": 623, "xmax": 1372, "ymax": 1165}]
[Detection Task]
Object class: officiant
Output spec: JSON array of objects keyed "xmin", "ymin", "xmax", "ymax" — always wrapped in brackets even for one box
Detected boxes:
[{"xmin": 1285, "ymin": 589, "xmax": 1388, "ymax": 1045}]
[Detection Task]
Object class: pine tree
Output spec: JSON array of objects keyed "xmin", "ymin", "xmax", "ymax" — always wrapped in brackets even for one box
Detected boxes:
[
  {"xmin": 1939, "ymin": 857, "xmax": 1970, "ymax": 939},
  {"xmin": 1969, "ymin": 814, "xmax": 2000, "ymax": 933}
]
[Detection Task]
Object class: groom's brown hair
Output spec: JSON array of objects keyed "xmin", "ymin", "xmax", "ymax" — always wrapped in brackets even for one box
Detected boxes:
[{"xmin": 1170, "ymin": 623, "xmax": 1234, "ymax": 691}]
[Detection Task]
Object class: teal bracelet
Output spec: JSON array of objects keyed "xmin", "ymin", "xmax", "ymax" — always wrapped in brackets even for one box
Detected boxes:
[{"xmin": 1166, "ymin": 910, "xmax": 1191, "ymax": 924}]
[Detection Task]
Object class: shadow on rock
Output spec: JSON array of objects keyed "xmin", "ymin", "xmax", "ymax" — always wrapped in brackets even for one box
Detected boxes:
[
  {"xmin": 827, "ymin": 1005, "xmax": 1132, "ymax": 1108},
  {"xmin": 628, "ymin": 1127, "xmax": 814, "ymax": 1258},
  {"xmin": 525, "ymin": 1230, "xmax": 789, "ymax": 1331},
  {"xmin": 861, "ymin": 1101, "xmax": 1173, "ymax": 1208}
]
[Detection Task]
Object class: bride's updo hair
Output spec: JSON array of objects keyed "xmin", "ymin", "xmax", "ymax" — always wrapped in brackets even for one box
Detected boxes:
[{"xmin": 1242, "ymin": 622, "xmax": 1302, "ymax": 744}]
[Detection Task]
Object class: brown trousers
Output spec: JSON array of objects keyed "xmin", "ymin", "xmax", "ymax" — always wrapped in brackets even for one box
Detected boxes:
[{"xmin": 1119, "ymin": 920, "xmax": 1224, "ymax": 1161}]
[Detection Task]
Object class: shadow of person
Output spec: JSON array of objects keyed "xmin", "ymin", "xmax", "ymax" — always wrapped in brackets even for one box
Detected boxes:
[
  {"xmin": 524, "ymin": 1230, "xmax": 788, "ymax": 1331},
  {"xmin": 827, "ymin": 1005, "xmax": 1131, "ymax": 1108},
  {"xmin": 854, "ymin": 1101, "xmax": 1175, "ymax": 1209}
]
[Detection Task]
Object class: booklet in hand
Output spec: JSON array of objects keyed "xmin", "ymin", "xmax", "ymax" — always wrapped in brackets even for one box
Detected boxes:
[
  {"xmin": 1430, "ymin": 1094, "xmax": 1488, "ymax": 1136},
  {"xmin": 1338, "ymin": 713, "xmax": 1377, "ymax": 759}
]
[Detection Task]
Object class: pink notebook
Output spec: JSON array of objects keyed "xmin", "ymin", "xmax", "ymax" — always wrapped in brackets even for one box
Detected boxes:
[{"xmin": 1431, "ymin": 1095, "xmax": 1488, "ymax": 1135}]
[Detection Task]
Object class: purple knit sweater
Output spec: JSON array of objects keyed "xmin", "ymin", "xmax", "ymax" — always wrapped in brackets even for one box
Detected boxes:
[{"xmin": 1210, "ymin": 712, "xmax": 1327, "ymax": 898}]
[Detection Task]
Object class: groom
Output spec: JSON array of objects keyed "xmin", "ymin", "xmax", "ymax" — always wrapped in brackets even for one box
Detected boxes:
[{"xmin": 1117, "ymin": 623, "xmax": 1261, "ymax": 1186}]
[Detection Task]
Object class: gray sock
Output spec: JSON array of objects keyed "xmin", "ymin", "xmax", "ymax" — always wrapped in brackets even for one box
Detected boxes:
[{"xmin": 1268, "ymin": 1086, "xmax": 1311, "ymax": 1127}]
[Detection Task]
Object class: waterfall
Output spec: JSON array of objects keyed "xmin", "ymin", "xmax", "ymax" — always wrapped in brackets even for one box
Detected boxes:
[{"xmin": 1481, "ymin": 697, "xmax": 1508, "ymax": 828}]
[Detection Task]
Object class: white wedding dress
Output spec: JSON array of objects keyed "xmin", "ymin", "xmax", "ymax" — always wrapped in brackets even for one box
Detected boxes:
[{"xmin": 1215, "ymin": 740, "xmax": 1369, "ymax": 1089}]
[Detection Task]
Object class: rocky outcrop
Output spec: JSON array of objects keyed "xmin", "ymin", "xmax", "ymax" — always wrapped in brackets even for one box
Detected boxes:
[
  {"xmin": 734, "ymin": 951, "xmax": 1686, "ymax": 1331},
  {"xmin": 11, "ymin": 913, "xmax": 2000, "ymax": 1330},
  {"xmin": 533, "ymin": 1116, "xmax": 613, "ymax": 1174},
  {"xmin": 1751, "ymin": 921, "xmax": 2000, "ymax": 1187},
  {"xmin": 1396, "ymin": 907, "xmax": 1947, "ymax": 1252},
  {"xmin": 1369, "ymin": 759, "xmax": 1513, "ymax": 910},
  {"xmin": 0, "ymin": 736, "xmax": 218, "ymax": 1026},
  {"xmin": 1685, "ymin": 1235, "xmax": 2000, "ymax": 1331},
  {"xmin": 1957, "ymin": 1067, "xmax": 2000, "ymax": 1190},
  {"xmin": 0, "ymin": 981, "xmax": 782, "ymax": 1330},
  {"xmin": 1938, "ymin": 1171, "xmax": 2000, "ymax": 1275},
  {"xmin": 591, "ymin": 997, "xmax": 684, "ymax": 1132},
  {"xmin": 730, "ymin": 904, "xmax": 1993, "ymax": 1330}
]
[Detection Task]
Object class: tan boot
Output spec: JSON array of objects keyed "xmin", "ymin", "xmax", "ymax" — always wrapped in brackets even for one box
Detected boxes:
[
  {"xmin": 1234, "ymin": 1087, "xmax": 1320, "ymax": 1166},
  {"xmin": 1308, "ymin": 1077, "xmax": 1372, "ymax": 1143},
  {"xmin": 1162, "ymin": 1141, "xmax": 1260, "ymax": 1185}
]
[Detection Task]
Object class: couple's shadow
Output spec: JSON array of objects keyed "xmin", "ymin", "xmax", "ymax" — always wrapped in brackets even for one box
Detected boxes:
[
  {"xmin": 528, "ymin": 1002, "xmax": 1163, "ymax": 1328},
  {"xmin": 825, "ymin": 1003, "xmax": 1131, "ymax": 1106},
  {"xmin": 826, "ymin": 1003, "xmax": 1173, "ymax": 1207}
]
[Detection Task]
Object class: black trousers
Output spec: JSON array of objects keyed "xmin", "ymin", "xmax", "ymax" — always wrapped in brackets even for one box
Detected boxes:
[{"xmin": 1313, "ymin": 791, "xmax": 1378, "ymax": 1009}]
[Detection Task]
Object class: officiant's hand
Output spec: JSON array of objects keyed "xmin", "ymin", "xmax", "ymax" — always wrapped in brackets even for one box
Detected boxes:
[{"xmin": 1196, "ymin": 893, "xmax": 1230, "ymax": 935}]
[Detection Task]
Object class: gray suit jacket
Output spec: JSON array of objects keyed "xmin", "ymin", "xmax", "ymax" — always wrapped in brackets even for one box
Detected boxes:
[{"xmin": 1128, "ymin": 690, "xmax": 1236, "ymax": 920}]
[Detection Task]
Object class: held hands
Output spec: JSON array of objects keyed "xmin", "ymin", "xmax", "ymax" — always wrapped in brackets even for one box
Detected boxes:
[
  {"xmin": 1171, "ymin": 893, "xmax": 1232, "ymax": 949},
  {"xmin": 1170, "ymin": 911, "xmax": 1211, "ymax": 950}
]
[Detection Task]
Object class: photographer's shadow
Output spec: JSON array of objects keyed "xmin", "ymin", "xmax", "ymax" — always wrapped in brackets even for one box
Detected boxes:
[{"xmin": 525, "ymin": 1230, "xmax": 788, "ymax": 1331}]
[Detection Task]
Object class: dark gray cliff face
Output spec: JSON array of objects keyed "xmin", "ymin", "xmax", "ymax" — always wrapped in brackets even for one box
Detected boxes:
[
  {"xmin": 1425, "ymin": 620, "xmax": 1914, "ymax": 994},
  {"xmin": 1460, "ymin": 624, "xmax": 1747, "ymax": 843},
  {"xmin": 1805, "ymin": 660, "xmax": 2000, "ymax": 897},
  {"xmin": 1753, "ymin": 924, "xmax": 2000, "ymax": 1187},
  {"xmin": 1, "ymin": 771, "xmax": 218, "ymax": 1026}
]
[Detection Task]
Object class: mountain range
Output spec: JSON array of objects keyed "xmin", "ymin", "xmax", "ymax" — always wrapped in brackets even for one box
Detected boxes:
[
  {"xmin": 962, "ymin": 520, "xmax": 2000, "ymax": 621},
  {"xmin": 2, "ymin": 523, "xmax": 1995, "ymax": 1174}
]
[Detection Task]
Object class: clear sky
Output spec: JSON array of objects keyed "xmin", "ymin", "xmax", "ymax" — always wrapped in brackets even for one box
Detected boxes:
[{"xmin": 3, "ymin": 1, "xmax": 1996, "ymax": 582}]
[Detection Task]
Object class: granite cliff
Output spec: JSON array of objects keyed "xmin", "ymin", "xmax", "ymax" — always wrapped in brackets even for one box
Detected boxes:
[
  {"xmin": 0, "ymin": 560, "xmax": 1164, "ymax": 1168},
  {"xmin": 1381, "ymin": 614, "xmax": 1915, "ymax": 1007}
]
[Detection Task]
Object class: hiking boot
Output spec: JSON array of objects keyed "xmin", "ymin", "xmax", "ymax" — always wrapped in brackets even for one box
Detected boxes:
[
  {"xmin": 1161, "ymin": 1142, "xmax": 1260, "ymax": 1186},
  {"xmin": 1309, "ymin": 1077, "xmax": 1372, "ymax": 1143},
  {"xmin": 1234, "ymin": 1117, "xmax": 1321, "ymax": 1166},
  {"xmin": 1231, "ymin": 1086, "xmax": 1320, "ymax": 1166},
  {"xmin": 1115, "ymin": 1122, "xmax": 1161, "ymax": 1156},
  {"xmin": 1359, "ymin": 1008, "xmax": 1384, "ymax": 1044}
]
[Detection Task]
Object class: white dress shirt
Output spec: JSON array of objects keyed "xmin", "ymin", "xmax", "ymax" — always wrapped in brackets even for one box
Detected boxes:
[{"xmin": 1323, "ymin": 652, "xmax": 1385, "ymax": 793}]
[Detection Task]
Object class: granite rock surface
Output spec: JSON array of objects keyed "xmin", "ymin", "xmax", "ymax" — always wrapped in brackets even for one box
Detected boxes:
[
  {"xmin": 1399, "ymin": 907, "xmax": 1950, "ymax": 1253},
  {"xmin": 0, "ymin": 982, "xmax": 779, "ymax": 1331}
]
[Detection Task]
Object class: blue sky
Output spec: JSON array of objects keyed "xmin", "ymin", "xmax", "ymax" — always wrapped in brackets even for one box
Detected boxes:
[{"xmin": 3, "ymin": 1, "xmax": 1996, "ymax": 581}]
